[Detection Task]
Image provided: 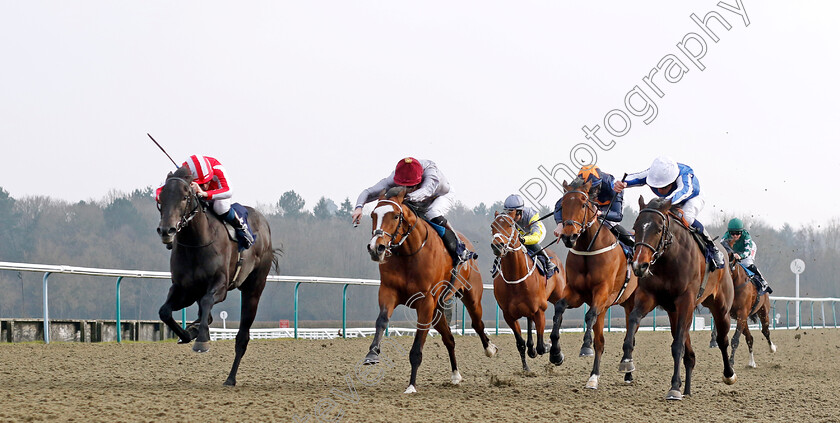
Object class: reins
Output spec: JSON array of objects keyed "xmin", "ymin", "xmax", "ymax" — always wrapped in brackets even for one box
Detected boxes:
[
  {"xmin": 492, "ymin": 214, "xmax": 538, "ymax": 284},
  {"xmin": 161, "ymin": 176, "xmax": 216, "ymax": 249},
  {"xmin": 371, "ymin": 199, "xmax": 427, "ymax": 257}
]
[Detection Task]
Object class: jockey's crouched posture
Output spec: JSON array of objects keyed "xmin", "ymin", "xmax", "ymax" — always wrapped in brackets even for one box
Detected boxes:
[
  {"xmin": 614, "ymin": 156, "xmax": 725, "ymax": 269},
  {"xmin": 156, "ymin": 155, "xmax": 256, "ymax": 249},
  {"xmin": 722, "ymin": 218, "xmax": 772, "ymax": 294},
  {"xmin": 494, "ymin": 194, "xmax": 557, "ymax": 275},
  {"xmin": 553, "ymin": 165, "xmax": 635, "ymax": 250},
  {"xmin": 352, "ymin": 157, "xmax": 474, "ymax": 267}
]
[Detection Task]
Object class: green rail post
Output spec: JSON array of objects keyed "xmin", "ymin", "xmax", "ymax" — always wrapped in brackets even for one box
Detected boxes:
[
  {"xmin": 495, "ymin": 303, "xmax": 499, "ymax": 335},
  {"xmin": 653, "ymin": 308, "xmax": 657, "ymax": 331},
  {"xmin": 582, "ymin": 303, "xmax": 587, "ymax": 331},
  {"xmin": 42, "ymin": 272, "xmax": 51, "ymax": 344},
  {"xmin": 181, "ymin": 309, "xmax": 186, "ymax": 329},
  {"xmin": 294, "ymin": 282, "xmax": 301, "ymax": 339},
  {"xmin": 608, "ymin": 308, "xmax": 612, "ymax": 332},
  {"xmin": 116, "ymin": 276, "xmax": 123, "ymax": 343},
  {"xmin": 833, "ymin": 302, "xmax": 837, "ymax": 328},
  {"xmin": 461, "ymin": 301, "xmax": 466, "ymax": 335},
  {"xmin": 342, "ymin": 284, "xmax": 348, "ymax": 339}
]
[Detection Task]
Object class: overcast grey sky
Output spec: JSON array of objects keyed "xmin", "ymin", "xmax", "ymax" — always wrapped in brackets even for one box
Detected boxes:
[{"xmin": 1, "ymin": 1, "xmax": 837, "ymax": 229}]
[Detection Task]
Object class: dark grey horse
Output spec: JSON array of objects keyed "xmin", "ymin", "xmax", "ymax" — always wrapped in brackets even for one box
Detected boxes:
[{"xmin": 156, "ymin": 165, "xmax": 280, "ymax": 386}]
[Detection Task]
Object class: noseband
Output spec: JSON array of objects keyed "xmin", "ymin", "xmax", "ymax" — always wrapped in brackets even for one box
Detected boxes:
[
  {"xmin": 560, "ymin": 190, "xmax": 597, "ymax": 237},
  {"xmin": 491, "ymin": 214, "xmax": 536, "ymax": 284},
  {"xmin": 371, "ymin": 200, "xmax": 424, "ymax": 256},
  {"xmin": 633, "ymin": 208, "xmax": 673, "ymax": 265}
]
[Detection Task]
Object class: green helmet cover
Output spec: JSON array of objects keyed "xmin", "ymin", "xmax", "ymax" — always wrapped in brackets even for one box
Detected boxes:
[{"xmin": 727, "ymin": 218, "xmax": 744, "ymax": 231}]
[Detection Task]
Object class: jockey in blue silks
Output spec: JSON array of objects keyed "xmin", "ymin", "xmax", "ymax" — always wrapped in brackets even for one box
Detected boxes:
[{"xmin": 613, "ymin": 156, "xmax": 725, "ymax": 269}]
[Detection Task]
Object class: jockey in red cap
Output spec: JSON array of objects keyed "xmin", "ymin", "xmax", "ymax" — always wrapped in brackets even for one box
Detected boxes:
[
  {"xmin": 352, "ymin": 157, "xmax": 472, "ymax": 266},
  {"xmin": 156, "ymin": 155, "xmax": 255, "ymax": 248}
]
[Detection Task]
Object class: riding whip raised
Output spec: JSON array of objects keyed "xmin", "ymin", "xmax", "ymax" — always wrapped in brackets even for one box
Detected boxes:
[{"xmin": 147, "ymin": 133, "xmax": 179, "ymax": 169}]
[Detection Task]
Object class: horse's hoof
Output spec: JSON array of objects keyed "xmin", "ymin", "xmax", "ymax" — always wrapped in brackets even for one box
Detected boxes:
[
  {"xmin": 363, "ymin": 353, "xmax": 380, "ymax": 365},
  {"xmin": 748, "ymin": 361, "xmax": 757, "ymax": 369},
  {"xmin": 404, "ymin": 385, "xmax": 417, "ymax": 394},
  {"xmin": 536, "ymin": 346, "xmax": 546, "ymax": 356},
  {"xmin": 770, "ymin": 343, "xmax": 777, "ymax": 353},
  {"xmin": 527, "ymin": 349, "xmax": 537, "ymax": 359},
  {"xmin": 193, "ymin": 341, "xmax": 210, "ymax": 353},
  {"xmin": 485, "ymin": 343, "xmax": 498, "ymax": 358},
  {"xmin": 177, "ymin": 338, "xmax": 192, "ymax": 345},
  {"xmin": 585, "ymin": 374, "xmax": 599, "ymax": 390},
  {"xmin": 723, "ymin": 373, "xmax": 737, "ymax": 385},
  {"xmin": 709, "ymin": 342, "xmax": 718, "ymax": 348},
  {"xmin": 579, "ymin": 347, "xmax": 594, "ymax": 357},
  {"xmin": 618, "ymin": 359, "xmax": 635, "ymax": 373},
  {"xmin": 451, "ymin": 370, "xmax": 462, "ymax": 385},
  {"xmin": 624, "ymin": 373, "xmax": 634, "ymax": 384},
  {"xmin": 550, "ymin": 351, "xmax": 565, "ymax": 366},
  {"xmin": 665, "ymin": 390, "xmax": 683, "ymax": 400},
  {"xmin": 223, "ymin": 378, "xmax": 236, "ymax": 387}
]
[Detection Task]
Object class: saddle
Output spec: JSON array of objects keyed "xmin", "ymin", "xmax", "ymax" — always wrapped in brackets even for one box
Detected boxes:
[{"xmin": 668, "ymin": 208, "xmax": 717, "ymax": 268}]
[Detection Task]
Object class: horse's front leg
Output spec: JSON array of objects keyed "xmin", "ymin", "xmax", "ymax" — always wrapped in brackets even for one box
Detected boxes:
[
  {"xmin": 730, "ymin": 323, "xmax": 743, "ymax": 367},
  {"xmin": 580, "ymin": 305, "xmax": 597, "ymax": 357},
  {"xmin": 535, "ymin": 308, "xmax": 547, "ymax": 356},
  {"xmin": 432, "ymin": 307, "xmax": 461, "ymax": 385},
  {"xmin": 364, "ymin": 288, "xmax": 397, "ymax": 365},
  {"xmin": 505, "ymin": 316, "xmax": 529, "ymax": 372},
  {"xmin": 620, "ymin": 291, "xmax": 655, "ymax": 374},
  {"xmin": 743, "ymin": 322, "xmax": 756, "ymax": 368},
  {"xmin": 709, "ymin": 324, "xmax": 718, "ymax": 348},
  {"xmin": 549, "ymin": 299, "xmax": 567, "ymax": 366},
  {"xmin": 193, "ymin": 280, "xmax": 226, "ymax": 353},
  {"xmin": 405, "ymin": 296, "xmax": 437, "ymax": 393},
  {"xmin": 586, "ymin": 310, "xmax": 607, "ymax": 390},
  {"xmin": 159, "ymin": 284, "xmax": 196, "ymax": 344}
]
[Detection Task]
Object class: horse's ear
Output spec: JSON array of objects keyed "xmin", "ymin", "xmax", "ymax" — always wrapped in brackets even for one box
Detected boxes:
[
  {"xmin": 661, "ymin": 198, "xmax": 672, "ymax": 210},
  {"xmin": 561, "ymin": 180, "xmax": 569, "ymax": 191},
  {"xmin": 377, "ymin": 189, "xmax": 386, "ymax": 200},
  {"xmin": 638, "ymin": 195, "xmax": 646, "ymax": 209},
  {"xmin": 167, "ymin": 171, "xmax": 173, "ymax": 178},
  {"xmin": 494, "ymin": 210, "xmax": 499, "ymax": 217}
]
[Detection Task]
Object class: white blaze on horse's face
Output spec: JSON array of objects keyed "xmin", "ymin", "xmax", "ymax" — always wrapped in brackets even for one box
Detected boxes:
[{"xmin": 369, "ymin": 203, "xmax": 398, "ymax": 251}]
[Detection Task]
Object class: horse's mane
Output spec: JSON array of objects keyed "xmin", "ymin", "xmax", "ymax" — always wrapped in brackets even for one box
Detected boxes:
[
  {"xmin": 648, "ymin": 197, "xmax": 672, "ymax": 210},
  {"xmin": 171, "ymin": 165, "xmax": 193, "ymax": 181},
  {"xmin": 385, "ymin": 186, "xmax": 407, "ymax": 199},
  {"xmin": 568, "ymin": 176, "xmax": 586, "ymax": 190}
]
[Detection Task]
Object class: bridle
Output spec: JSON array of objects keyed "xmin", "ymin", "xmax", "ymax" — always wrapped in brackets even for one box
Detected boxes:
[
  {"xmin": 633, "ymin": 208, "xmax": 673, "ymax": 266},
  {"xmin": 370, "ymin": 199, "xmax": 426, "ymax": 256},
  {"xmin": 491, "ymin": 213, "xmax": 536, "ymax": 284},
  {"xmin": 159, "ymin": 176, "xmax": 214, "ymax": 248},
  {"xmin": 560, "ymin": 190, "xmax": 598, "ymax": 239}
]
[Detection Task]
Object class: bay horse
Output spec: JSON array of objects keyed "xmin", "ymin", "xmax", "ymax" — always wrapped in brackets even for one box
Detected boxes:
[
  {"xmin": 363, "ymin": 187, "xmax": 497, "ymax": 394},
  {"xmin": 555, "ymin": 178, "xmax": 638, "ymax": 389},
  {"xmin": 709, "ymin": 238, "xmax": 776, "ymax": 367},
  {"xmin": 490, "ymin": 211, "xmax": 566, "ymax": 372},
  {"xmin": 619, "ymin": 197, "xmax": 736, "ymax": 400},
  {"xmin": 156, "ymin": 165, "xmax": 280, "ymax": 386}
]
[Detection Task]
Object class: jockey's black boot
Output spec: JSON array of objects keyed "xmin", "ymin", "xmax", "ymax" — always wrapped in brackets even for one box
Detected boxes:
[
  {"xmin": 225, "ymin": 208, "xmax": 255, "ymax": 249},
  {"xmin": 610, "ymin": 224, "xmax": 635, "ymax": 247},
  {"xmin": 537, "ymin": 249, "xmax": 557, "ymax": 274},
  {"xmin": 747, "ymin": 264, "xmax": 772, "ymax": 294},
  {"xmin": 431, "ymin": 216, "xmax": 469, "ymax": 267},
  {"xmin": 691, "ymin": 220, "xmax": 725, "ymax": 269}
]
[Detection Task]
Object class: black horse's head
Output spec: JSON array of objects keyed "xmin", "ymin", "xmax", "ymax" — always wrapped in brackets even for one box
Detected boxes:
[
  {"xmin": 156, "ymin": 165, "xmax": 198, "ymax": 247},
  {"xmin": 632, "ymin": 196, "xmax": 672, "ymax": 277}
]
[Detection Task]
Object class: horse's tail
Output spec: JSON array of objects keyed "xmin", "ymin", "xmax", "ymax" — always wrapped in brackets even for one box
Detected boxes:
[{"xmin": 271, "ymin": 245, "xmax": 283, "ymax": 275}]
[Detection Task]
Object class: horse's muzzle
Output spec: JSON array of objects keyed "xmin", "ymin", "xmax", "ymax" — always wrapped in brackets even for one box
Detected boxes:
[
  {"xmin": 632, "ymin": 261, "xmax": 650, "ymax": 277},
  {"xmin": 367, "ymin": 243, "xmax": 386, "ymax": 262},
  {"xmin": 157, "ymin": 226, "xmax": 176, "ymax": 245},
  {"xmin": 560, "ymin": 234, "xmax": 577, "ymax": 249}
]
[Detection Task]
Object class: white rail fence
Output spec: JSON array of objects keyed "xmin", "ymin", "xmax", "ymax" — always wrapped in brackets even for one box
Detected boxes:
[{"xmin": 0, "ymin": 261, "xmax": 837, "ymax": 343}]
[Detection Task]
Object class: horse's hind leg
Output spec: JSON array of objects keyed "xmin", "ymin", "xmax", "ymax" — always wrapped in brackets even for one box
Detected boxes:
[
  {"xmin": 709, "ymin": 324, "xmax": 718, "ymax": 348},
  {"xmin": 159, "ymin": 284, "xmax": 196, "ymax": 344},
  {"xmin": 549, "ymin": 299, "xmax": 567, "ymax": 366},
  {"xmin": 729, "ymin": 324, "xmax": 743, "ymax": 367},
  {"xmin": 743, "ymin": 323, "xmax": 756, "ymax": 368},
  {"xmin": 710, "ymin": 300, "xmax": 737, "ymax": 386},
  {"xmin": 682, "ymin": 329, "xmax": 696, "ymax": 397},
  {"xmin": 193, "ymin": 278, "xmax": 227, "ymax": 353},
  {"xmin": 526, "ymin": 318, "xmax": 536, "ymax": 359},
  {"xmin": 534, "ymin": 308, "xmax": 547, "ymax": 356},
  {"xmin": 580, "ymin": 305, "xmax": 597, "ymax": 357},
  {"xmin": 458, "ymin": 269, "xmax": 497, "ymax": 357},
  {"xmin": 224, "ymin": 277, "xmax": 267, "ymax": 386},
  {"xmin": 758, "ymin": 303, "xmax": 777, "ymax": 353}
]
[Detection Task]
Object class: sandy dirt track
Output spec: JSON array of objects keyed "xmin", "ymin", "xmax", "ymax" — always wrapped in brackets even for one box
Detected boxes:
[{"xmin": 0, "ymin": 328, "xmax": 838, "ymax": 422}]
